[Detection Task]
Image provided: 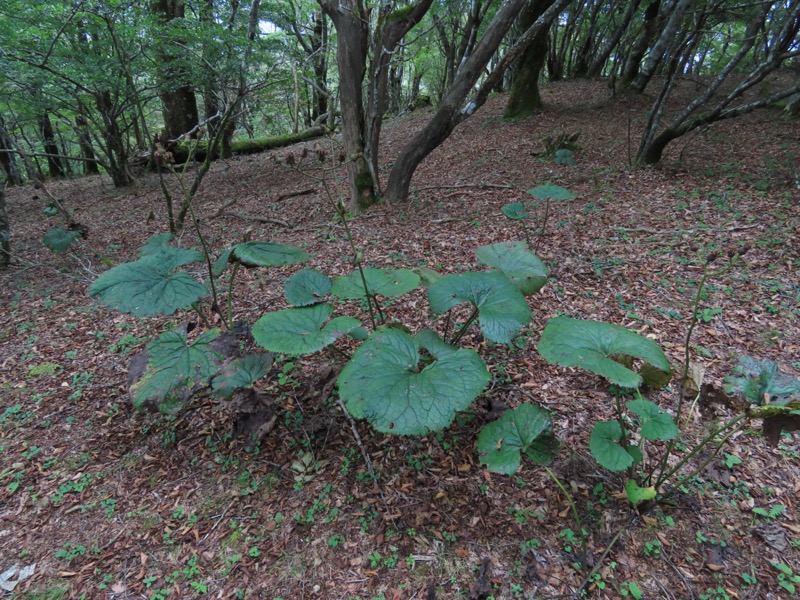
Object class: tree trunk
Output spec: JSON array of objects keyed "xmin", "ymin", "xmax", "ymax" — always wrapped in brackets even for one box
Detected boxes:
[
  {"xmin": 152, "ymin": 0, "xmax": 200, "ymax": 140},
  {"xmin": 619, "ymin": 0, "xmax": 661, "ymax": 87},
  {"xmin": 0, "ymin": 117, "xmax": 23, "ymax": 185},
  {"xmin": 504, "ymin": 0, "xmax": 555, "ymax": 118},
  {"xmin": 0, "ymin": 183, "xmax": 9, "ymax": 269},
  {"xmin": 95, "ymin": 91, "xmax": 133, "ymax": 187},
  {"xmin": 39, "ymin": 112, "xmax": 65, "ymax": 178},
  {"xmin": 76, "ymin": 114, "xmax": 100, "ymax": 175},
  {"xmin": 586, "ymin": 0, "xmax": 643, "ymax": 78},
  {"xmin": 385, "ymin": 0, "xmax": 570, "ymax": 202},
  {"xmin": 630, "ymin": 0, "xmax": 692, "ymax": 92}
]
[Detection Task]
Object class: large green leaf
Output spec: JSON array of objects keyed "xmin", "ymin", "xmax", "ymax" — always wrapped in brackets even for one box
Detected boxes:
[
  {"xmin": 89, "ymin": 245, "xmax": 207, "ymax": 317},
  {"xmin": 589, "ymin": 420, "xmax": 634, "ymax": 472},
  {"xmin": 627, "ymin": 399, "xmax": 679, "ymax": 441},
  {"xmin": 477, "ymin": 404, "xmax": 559, "ymax": 475},
  {"xmin": 331, "ymin": 268, "xmax": 420, "ymax": 299},
  {"xmin": 427, "ymin": 271, "xmax": 531, "ymax": 344},
  {"xmin": 538, "ymin": 317, "xmax": 671, "ymax": 388},
  {"xmin": 501, "ymin": 202, "xmax": 530, "ymax": 221},
  {"xmin": 475, "ymin": 242, "xmax": 549, "ymax": 296},
  {"xmin": 724, "ymin": 356, "xmax": 800, "ymax": 406},
  {"xmin": 338, "ymin": 329, "xmax": 490, "ymax": 435},
  {"xmin": 230, "ymin": 241, "xmax": 308, "ymax": 267},
  {"xmin": 211, "ymin": 352, "xmax": 274, "ymax": 398},
  {"xmin": 131, "ymin": 329, "xmax": 223, "ymax": 411},
  {"xmin": 252, "ymin": 303, "xmax": 360, "ymax": 355},
  {"xmin": 43, "ymin": 227, "xmax": 80, "ymax": 253},
  {"xmin": 527, "ymin": 184, "xmax": 574, "ymax": 201},
  {"xmin": 139, "ymin": 232, "xmax": 175, "ymax": 257},
  {"xmin": 285, "ymin": 270, "xmax": 332, "ymax": 306}
]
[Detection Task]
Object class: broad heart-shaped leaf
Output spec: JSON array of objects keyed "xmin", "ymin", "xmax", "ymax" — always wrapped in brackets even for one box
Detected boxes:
[
  {"xmin": 554, "ymin": 149, "xmax": 577, "ymax": 165},
  {"xmin": 139, "ymin": 232, "xmax": 175, "ymax": 257},
  {"xmin": 43, "ymin": 227, "xmax": 80, "ymax": 253},
  {"xmin": 475, "ymin": 242, "xmax": 549, "ymax": 296},
  {"xmin": 627, "ymin": 399, "xmax": 679, "ymax": 441},
  {"xmin": 538, "ymin": 316, "xmax": 671, "ymax": 388},
  {"xmin": 252, "ymin": 303, "xmax": 360, "ymax": 355},
  {"xmin": 285, "ymin": 270, "xmax": 332, "ymax": 306},
  {"xmin": 338, "ymin": 328, "xmax": 490, "ymax": 435},
  {"xmin": 625, "ymin": 479, "xmax": 656, "ymax": 505},
  {"xmin": 89, "ymin": 246, "xmax": 207, "ymax": 317},
  {"xmin": 589, "ymin": 420, "xmax": 633, "ymax": 472},
  {"xmin": 477, "ymin": 404, "xmax": 559, "ymax": 475},
  {"xmin": 501, "ymin": 202, "xmax": 530, "ymax": 221},
  {"xmin": 527, "ymin": 184, "xmax": 574, "ymax": 201},
  {"xmin": 211, "ymin": 352, "xmax": 274, "ymax": 398},
  {"xmin": 230, "ymin": 241, "xmax": 308, "ymax": 268},
  {"xmin": 131, "ymin": 329, "xmax": 222, "ymax": 411},
  {"xmin": 331, "ymin": 268, "xmax": 420, "ymax": 299},
  {"xmin": 427, "ymin": 271, "xmax": 531, "ymax": 344}
]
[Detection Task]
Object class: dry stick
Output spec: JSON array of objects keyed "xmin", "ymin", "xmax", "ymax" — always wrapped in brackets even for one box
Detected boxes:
[
  {"xmin": 275, "ymin": 187, "xmax": 316, "ymax": 202},
  {"xmin": 336, "ymin": 398, "xmax": 376, "ymax": 482},
  {"xmin": 615, "ymin": 224, "xmax": 759, "ymax": 234},
  {"xmin": 415, "ymin": 182, "xmax": 514, "ymax": 191},
  {"xmin": 572, "ymin": 514, "xmax": 636, "ymax": 599}
]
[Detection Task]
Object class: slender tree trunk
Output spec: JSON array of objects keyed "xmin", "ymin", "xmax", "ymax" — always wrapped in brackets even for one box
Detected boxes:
[
  {"xmin": 0, "ymin": 183, "xmax": 9, "ymax": 269},
  {"xmin": 586, "ymin": 0, "xmax": 643, "ymax": 78},
  {"xmin": 39, "ymin": 112, "xmax": 66, "ymax": 178},
  {"xmin": 620, "ymin": 0, "xmax": 661, "ymax": 87},
  {"xmin": 95, "ymin": 91, "xmax": 133, "ymax": 187},
  {"xmin": 0, "ymin": 117, "xmax": 23, "ymax": 185},
  {"xmin": 75, "ymin": 114, "xmax": 100, "ymax": 175},
  {"xmin": 504, "ymin": 0, "xmax": 555, "ymax": 118},
  {"xmin": 630, "ymin": 0, "xmax": 692, "ymax": 92}
]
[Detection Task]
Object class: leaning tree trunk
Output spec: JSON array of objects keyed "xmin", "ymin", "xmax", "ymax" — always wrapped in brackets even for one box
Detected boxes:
[
  {"xmin": 75, "ymin": 114, "xmax": 100, "ymax": 175},
  {"xmin": 504, "ymin": 0, "xmax": 555, "ymax": 118},
  {"xmin": 96, "ymin": 91, "xmax": 133, "ymax": 187},
  {"xmin": 385, "ymin": 0, "xmax": 570, "ymax": 202},
  {"xmin": 630, "ymin": 0, "xmax": 692, "ymax": 92},
  {"xmin": 585, "ymin": 0, "xmax": 643, "ymax": 78},
  {"xmin": 619, "ymin": 0, "xmax": 661, "ymax": 88}
]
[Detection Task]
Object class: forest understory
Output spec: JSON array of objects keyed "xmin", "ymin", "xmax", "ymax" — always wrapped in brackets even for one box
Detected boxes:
[{"xmin": 1, "ymin": 78, "xmax": 799, "ymax": 599}]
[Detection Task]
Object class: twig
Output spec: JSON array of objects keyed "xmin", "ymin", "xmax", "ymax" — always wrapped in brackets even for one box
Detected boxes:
[
  {"xmin": 572, "ymin": 514, "xmax": 636, "ymax": 599},
  {"xmin": 203, "ymin": 499, "xmax": 236, "ymax": 541},
  {"xmin": 336, "ymin": 398, "xmax": 376, "ymax": 482},
  {"xmin": 430, "ymin": 217, "xmax": 463, "ymax": 224}
]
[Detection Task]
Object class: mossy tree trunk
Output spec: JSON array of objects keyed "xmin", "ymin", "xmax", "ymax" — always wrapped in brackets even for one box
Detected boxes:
[{"xmin": 504, "ymin": 0, "xmax": 554, "ymax": 119}]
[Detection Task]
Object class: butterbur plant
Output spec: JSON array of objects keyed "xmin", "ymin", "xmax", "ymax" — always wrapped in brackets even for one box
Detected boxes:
[{"xmin": 502, "ymin": 184, "xmax": 574, "ymax": 252}]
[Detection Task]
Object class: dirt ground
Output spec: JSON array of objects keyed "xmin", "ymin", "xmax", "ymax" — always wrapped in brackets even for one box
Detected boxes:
[{"xmin": 1, "ymin": 76, "xmax": 799, "ymax": 599}]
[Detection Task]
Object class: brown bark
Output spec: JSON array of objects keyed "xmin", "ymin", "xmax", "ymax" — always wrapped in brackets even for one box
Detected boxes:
[
  {"xmin": 39, "ymin": 112, "xmax": 65, "ymax": 178},
  {"xmin": 0, "ymin": 117, "xmax": 23, "ymax": 185},
  {"xmin": 384, "ymin": 0, "xmax": 570, "ymax": 203},
  {"xmin": 152, "ymin": 0, "xmax": 200, "ymax": 140}
]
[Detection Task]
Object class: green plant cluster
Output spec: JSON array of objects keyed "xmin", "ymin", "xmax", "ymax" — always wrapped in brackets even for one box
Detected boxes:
[{"xmin": 87, "ymin": 186, "xmax": 800, "ymax": 509}]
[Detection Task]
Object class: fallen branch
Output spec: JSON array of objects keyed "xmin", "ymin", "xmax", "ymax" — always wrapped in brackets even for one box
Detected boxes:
[
  {"xmin": 275, "ymin": 187, "xmax": 316, "ymax": 202},
  {"xmin": 415, "ymin": 182, "xmax": 514, "ymax": 191},
  {"xmin": 214, "ymin": 211, "xmax": 292, "ymax": 228},
  {"xmin": 615, "ymin": 224, "xmax": 759, "ymax": 235}
]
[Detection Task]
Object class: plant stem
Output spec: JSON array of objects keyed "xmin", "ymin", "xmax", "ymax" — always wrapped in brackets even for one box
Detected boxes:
[
  {"xmin": 656, "ymin": 414, "xmax": 748, "ymax": 494},
  {"xmin": 227, "ymin": 262, "xmax": 241, "ymax": 327},
  {"xmin": 189, "ymin": 202, "xmax": 227, "ymax": 329},
  {"xmin": 451, "ymin": 307, "xmax": 480, "ymax": 346},
  {"xmin": 534, "ymin": 198, "xmax": 550, "ymax": 254},
  {"xmin": 544, "ymin": 466, "xmax": 587, "ymax": 571}
]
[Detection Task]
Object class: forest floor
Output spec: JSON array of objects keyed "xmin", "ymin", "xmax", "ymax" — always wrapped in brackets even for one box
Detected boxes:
[{"xmin": 1, "ymin": 77, "xmax": 799, "ymax": 600}]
